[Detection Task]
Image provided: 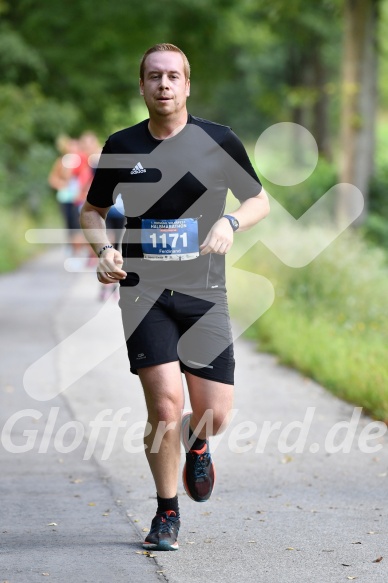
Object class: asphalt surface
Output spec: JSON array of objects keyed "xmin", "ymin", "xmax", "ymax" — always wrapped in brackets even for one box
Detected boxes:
[{"xmin": 1, "ymin": 249, "xmax": 387, "ymax": 583}]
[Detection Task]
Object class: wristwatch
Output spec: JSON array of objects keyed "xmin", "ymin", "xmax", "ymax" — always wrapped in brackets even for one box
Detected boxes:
[{"xmin": 223, "ymin": 215, "xmax": 239, "ymax": 232}]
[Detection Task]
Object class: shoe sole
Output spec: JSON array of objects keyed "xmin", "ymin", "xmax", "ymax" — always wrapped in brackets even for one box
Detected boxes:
[{"xmin": 143, "ymin": 541, "xmax": 179, "ymax": 551}]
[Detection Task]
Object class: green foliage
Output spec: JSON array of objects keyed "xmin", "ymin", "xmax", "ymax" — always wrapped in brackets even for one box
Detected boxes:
[
  {"xmin": 0, "ymin": 23, "xmax": 46, "ymax": 83},
  {"xmin": 363, "ymin": 115, "xmax": 388, "ymax": 246},
  {"xmin": 2, "ymin": 0, "xmax": 344, "ymax": 136},
  {"xmin": 378, "ymin": 0, "xmax": 388, "ymax": 108},
  {"xmin": 0, "ymin": 14, "xmax": 80, "ymax": 211},
  {"xmin": 0, "ymin": 83, "xmax": 79, "ymax": 208}
]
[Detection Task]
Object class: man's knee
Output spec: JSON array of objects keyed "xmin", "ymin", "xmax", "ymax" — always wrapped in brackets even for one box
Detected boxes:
[{"xmin": 146, "ymin": 394, "xmax": 183, "ymax": 425}]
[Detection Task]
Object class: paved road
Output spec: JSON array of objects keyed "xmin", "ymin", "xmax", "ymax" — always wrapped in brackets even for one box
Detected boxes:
[{"xmin": 1, "ymin": 250, "xmax": 387, "ymax": 583}]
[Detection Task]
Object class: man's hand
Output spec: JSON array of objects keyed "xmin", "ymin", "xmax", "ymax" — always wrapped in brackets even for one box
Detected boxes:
[
  {"xmin": 200, "ymin": 218, "xmax": 233, "ymax": 256},
  {"xmin": 97, "ymin": 249, "xmax": 127, "ymax": 284}
]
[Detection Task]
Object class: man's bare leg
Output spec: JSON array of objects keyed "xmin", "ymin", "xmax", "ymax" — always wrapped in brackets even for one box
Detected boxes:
[
  {"xmin": 139, "ymin": 361, "xmax": 184, "ymax": 551},
  {"xmin": 185, "ymin": 371, "xmax": 234, "ymax": 439},
  {"xmin": 181, "ymin": 371, "xmax": 234, "ymax": 502},
  {"xmin": 138, "ymin": 361, "xmax": 185, "ymax": 498}
]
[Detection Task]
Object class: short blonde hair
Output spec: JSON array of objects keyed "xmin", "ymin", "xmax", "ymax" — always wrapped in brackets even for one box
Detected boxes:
[{"xmin": 140, "ymin": 43, "xmax": 190, "ymax": 81}]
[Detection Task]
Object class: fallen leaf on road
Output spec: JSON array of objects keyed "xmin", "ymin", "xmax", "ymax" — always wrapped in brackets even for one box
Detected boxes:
[
  {"xmin": 102, "ymin": 513, "xmax": 109, "ymax": 517},
  {"xmin": 346, "ymin": 577, "xmax": 357, "ymax": 580},
  {"xmin": 341, "ymin": 563, "xmax": 351, "ymax": 567},
  {"xmin": 142, "ymin": 528, "xmax": 149, "ymax": 532},
  {"xmin": 42, "ymin": 574, "xmax": 50, "ymax": 577},
  {"xmin": 47, "ymin": 523, "xmax": 57, "ymax": 527},
  {"xmin": 351, "ymin": 542, "xmax": 362, "ymax": 545},
  {"xmin": 281, "ymin": 456, "xmax": 293, "ymax": 464},
  {"xmin": 367, "ymin": 531, "xmax": 377, "ymax": 535},
  {"xmin": 248, "ymin": 540, "xmax": 256, "ymax": 543},
  {"xmin": 187, "ymin": 541, "xmax": 195, "ymax": 544},
  {"xmin": 372, "ymin": 556, "xmax": 383, "ymax": 563},
  {"xmin": 88, "ymin": 502, "xmax": 96, "ymax": 507},
  {"xmin": 70, "ymin": 479, "xmax": 83, "ymax": 484},
  {"xmin": 286, "ymin": 547, "xmax": 295, "ymax": 551}
]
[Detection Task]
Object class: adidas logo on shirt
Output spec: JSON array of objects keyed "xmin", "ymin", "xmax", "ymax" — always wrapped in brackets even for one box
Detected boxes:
[{"xmin": 130, "ymin": 162, "xmax": 146, "ymax": 175}]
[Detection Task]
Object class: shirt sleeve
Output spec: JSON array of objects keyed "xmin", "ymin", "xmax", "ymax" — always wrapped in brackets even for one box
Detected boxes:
[
  {"xmin": 86, "ymin": 138, "xmax": 118, "ymax": 208},
  {"xmin": 221, "ymin": 129, "xmax": 262, "ymax": 202}
]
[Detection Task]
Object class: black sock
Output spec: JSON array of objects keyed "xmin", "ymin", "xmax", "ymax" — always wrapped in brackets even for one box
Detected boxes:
[
  {"xmin": 189, "ymin": 425, "xmax": 207, "ymax": 451},
  {"xmin": 157, "ymin": 493, "xmax": 179, "ymax": 517}
]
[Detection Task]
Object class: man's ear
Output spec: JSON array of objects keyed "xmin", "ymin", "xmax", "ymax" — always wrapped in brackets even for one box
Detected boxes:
[
  {"xmin": 186, "ymin": 79, "xmax": 190, "ymax": 97},
  {"xmin": 139, "ymin": 79, "xmax": 144, "ymax": 96}
]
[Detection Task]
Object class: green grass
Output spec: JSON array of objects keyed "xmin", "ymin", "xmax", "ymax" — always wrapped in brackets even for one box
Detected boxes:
[
  {"xmin": 251, "ymin": 304, "xmax": 388, "ymax": 421},
  {"xmin": 229, "ymin": 225, "xmax": 388, "ymax": 421}
]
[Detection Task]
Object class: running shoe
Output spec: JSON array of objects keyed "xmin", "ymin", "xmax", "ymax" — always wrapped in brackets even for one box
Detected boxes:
[
  {"xmin": 181, "ymin": 412, "xmax": 216, "ymax": 502},
  {"xmin": 142, "ymin": 511, "xmax": 180, "ymax": 551}
]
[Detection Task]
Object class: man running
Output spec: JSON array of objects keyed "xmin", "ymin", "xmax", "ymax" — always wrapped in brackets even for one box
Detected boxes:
[{"xmin": 80, "ymin": 43, "xmax": 269, "ymax": 551}]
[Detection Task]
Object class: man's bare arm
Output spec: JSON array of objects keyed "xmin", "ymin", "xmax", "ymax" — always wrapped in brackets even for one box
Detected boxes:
[
  {"xmin": 200, "ymin": 189, "xmax": 270, "ymax": 255},
  {"xmin": 80, "ymin": 201, "xmax": 127, "ymax": 283}
]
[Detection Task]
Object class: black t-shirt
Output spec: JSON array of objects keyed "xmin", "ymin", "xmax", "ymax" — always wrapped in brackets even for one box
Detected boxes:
[{"xmin": 87, "ymin": 114, "xmax": 261, "ymax": 292}]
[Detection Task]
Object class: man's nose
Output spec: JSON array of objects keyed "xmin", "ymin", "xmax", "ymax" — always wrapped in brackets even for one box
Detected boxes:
[{"xmin": 159, "ymin": 74, "xmax": 170, "ymax": 89}]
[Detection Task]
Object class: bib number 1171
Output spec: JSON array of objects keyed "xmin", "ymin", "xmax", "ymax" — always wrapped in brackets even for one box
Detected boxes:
[{"xmin": 149, "ymin": 232, "xmax": 188, "ymax": 249}]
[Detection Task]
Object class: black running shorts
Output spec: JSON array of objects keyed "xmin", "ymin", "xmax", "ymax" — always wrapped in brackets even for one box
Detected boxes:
[{"xmin": 118, "ymin": 287, "xmax": 235, "ymax": 385}]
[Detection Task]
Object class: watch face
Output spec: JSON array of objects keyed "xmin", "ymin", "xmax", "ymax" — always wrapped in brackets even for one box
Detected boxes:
[{"xmin": 231, "ymin": 219, "xmax": 239, "ymax": 230}]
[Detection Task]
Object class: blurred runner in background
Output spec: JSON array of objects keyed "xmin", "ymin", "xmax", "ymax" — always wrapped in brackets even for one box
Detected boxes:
[{"xmin": 48, "ymin": 135, "xmax": 81, "ymax": 254}]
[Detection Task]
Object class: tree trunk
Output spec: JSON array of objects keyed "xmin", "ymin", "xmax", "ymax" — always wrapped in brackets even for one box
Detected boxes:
[
  {"xmin": 288, "ymin": 46, "xmax": 311, "ymax": 165},
  {"xmin": 337, "ymin": 0, "xmax": 379, "ymax": 227},
  {"xmin": 312, "ymin": 46, "xmax": 332, "ymax": 161}
]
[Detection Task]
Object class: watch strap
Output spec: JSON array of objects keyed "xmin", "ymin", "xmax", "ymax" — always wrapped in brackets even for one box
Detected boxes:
[{"xmin": 223, "ymin": 214, "xmax": 239, "ymax": 231}]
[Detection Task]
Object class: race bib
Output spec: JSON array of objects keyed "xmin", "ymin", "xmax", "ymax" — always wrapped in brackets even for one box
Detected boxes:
[{"xmin": 141, "ymin": 218, "xmax": 199, "ymax": 261}]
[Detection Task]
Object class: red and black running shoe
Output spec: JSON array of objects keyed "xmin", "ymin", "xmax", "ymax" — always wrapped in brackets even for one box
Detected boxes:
[
  {"xmin": 143, "ymin": 510, "xmax": 180, "ymax": 551},
  {"xmin": 181, "ymin": 412, "xmax": 216, "ymax": 502}
]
